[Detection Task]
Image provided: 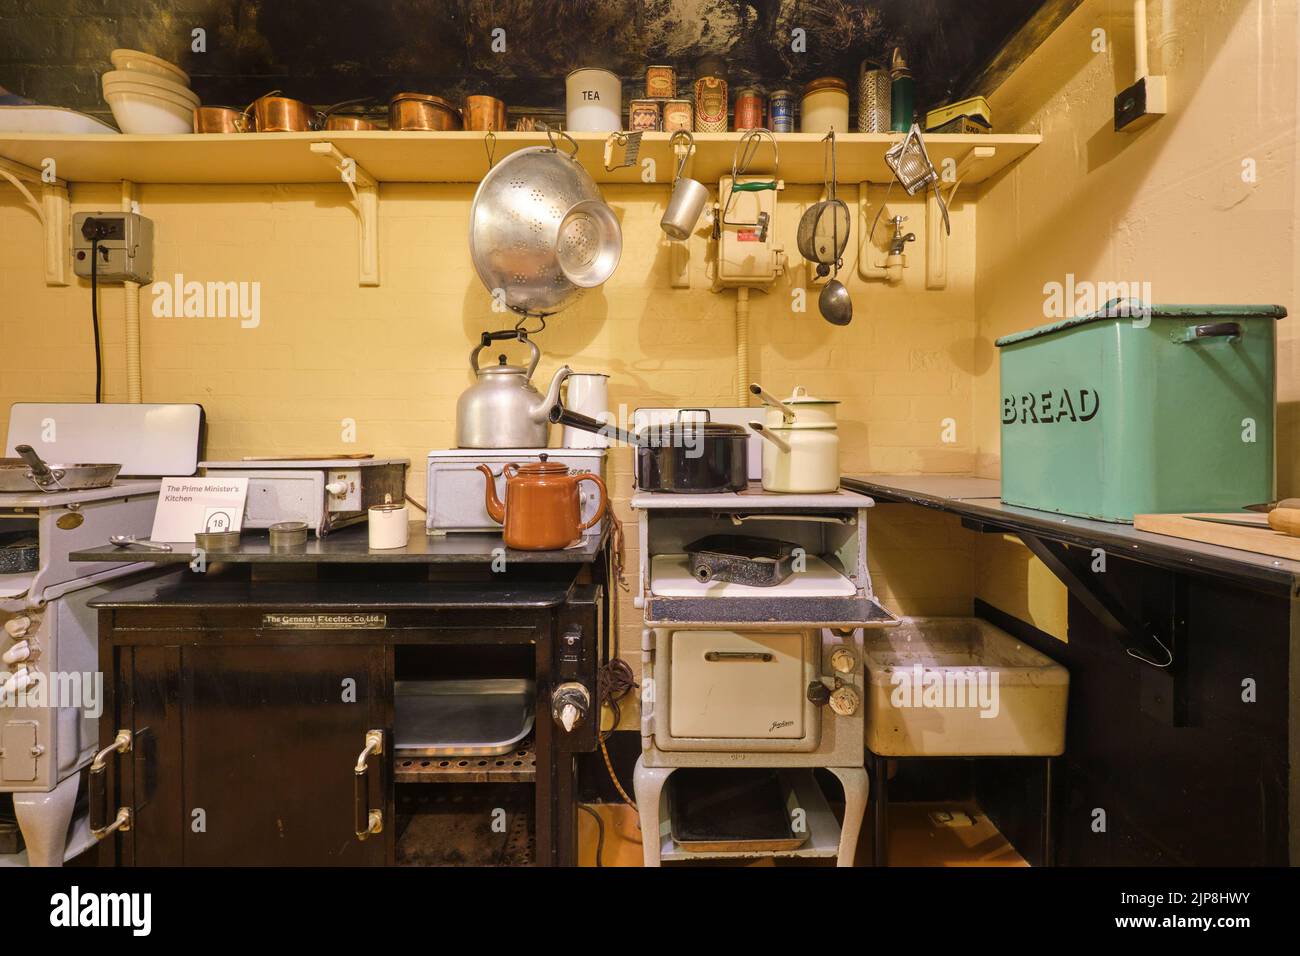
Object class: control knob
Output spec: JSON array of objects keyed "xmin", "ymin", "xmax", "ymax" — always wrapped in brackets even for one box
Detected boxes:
[
  {"xmin": 830, "ymin": 646, "xmax": 856, "ymax": 674},
  {"xmin": 551, "ymin": 682, "xmax": 591, "ymax": 733},
  {"xmin": 829, "ymin": 685, "xmax": 861, "ymax": 717}
]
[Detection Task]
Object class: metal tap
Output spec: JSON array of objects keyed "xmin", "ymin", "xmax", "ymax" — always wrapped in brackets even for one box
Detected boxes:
[{"xmin": 888, "ymin": 215, "xmax": 916, "ymax": 255}]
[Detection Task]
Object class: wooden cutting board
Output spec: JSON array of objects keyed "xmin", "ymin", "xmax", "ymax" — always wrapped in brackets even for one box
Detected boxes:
[{"xmin": 1134, "ymin": 512, "xmax": 1300, "ymax": 560}]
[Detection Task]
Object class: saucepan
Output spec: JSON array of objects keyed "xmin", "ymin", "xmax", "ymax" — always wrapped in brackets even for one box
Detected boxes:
[{"xmin": 0, "ymin": 444, "xmax": 121, "ymax": 493}]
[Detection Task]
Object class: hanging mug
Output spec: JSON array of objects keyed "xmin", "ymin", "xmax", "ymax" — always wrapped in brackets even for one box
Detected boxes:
[{"xmin": 660, "ymin": 130, "xmax": 708, "ymax": 241}]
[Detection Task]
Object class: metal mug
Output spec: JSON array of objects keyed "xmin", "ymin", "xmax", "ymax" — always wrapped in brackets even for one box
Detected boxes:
[{"xmin": 660, "ymin": 131, "xmax": 708, "ymax": 241}]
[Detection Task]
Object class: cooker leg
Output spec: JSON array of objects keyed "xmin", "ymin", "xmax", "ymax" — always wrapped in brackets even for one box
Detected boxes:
[
  {"xmin": 828, "ymin": 766, "xmax": 869, "ymax": 867},
  {"xmin": 13, "ymin": 774, "xmax": 79, "ymax": 867},
  {"xmin": 632, "ymin": 758, "xmax": 674, "ymax": 867}
]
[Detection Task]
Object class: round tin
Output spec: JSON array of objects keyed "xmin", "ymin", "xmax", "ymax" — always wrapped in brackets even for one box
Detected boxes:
[
  {"xmin": 268, "ymin": 520, "xmax": 309, "ymax": 549},
  {"xmin": 662, "ymin": 98, "xmax": 693, "ymax": 131},
  {"xmin": 733, "ymin": 87, "xmax": 764, "ymax": 130},
  {"xmin": 565, "ymin": 67, "xmax": 621, "ymax": 132},
  {"xmin": 194, "ymin": 529, "xmax": 240, "ymax": 550},
  {"xmin": 646, "ymin": 65, "xmax": 676, "ymax": 99},
  {"xmin": 800, "ymin": 76, "xmax": 849, "ymax": 134},
  {"xmin": 768, "ymin": 89, "xmax": 796, "ymax": 132},
  {"xmin": 629, "ymin": 98, "xmax": 661, "ymax": 131},
  {"xmin": 693, "ymin": 75, "xmax": 728, "ymax": 132}
]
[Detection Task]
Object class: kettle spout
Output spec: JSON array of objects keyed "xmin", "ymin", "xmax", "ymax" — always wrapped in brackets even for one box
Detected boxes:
[
  {"xmin": 476, "ymin": 464, "xmax": 505, "ymax": 525},
  {"xmin": 532, "ymin": 365, "xmax": 572, "ymax": 424}
]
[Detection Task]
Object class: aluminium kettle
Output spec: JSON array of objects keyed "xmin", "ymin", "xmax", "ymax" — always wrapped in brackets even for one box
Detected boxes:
[{"xmin": 456, "ymin": 329, "xmax": 571, "ymax": 448}]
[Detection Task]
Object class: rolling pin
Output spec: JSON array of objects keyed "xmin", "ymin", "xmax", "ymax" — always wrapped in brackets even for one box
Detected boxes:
[{"xmin": 1267, "ymin": 507, "xmax": 1300, "ymax": 537}]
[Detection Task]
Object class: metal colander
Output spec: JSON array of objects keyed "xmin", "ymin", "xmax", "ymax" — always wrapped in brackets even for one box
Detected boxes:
[{"xmin": 469, "ymin": 129, "xmax": 622, "ymax": 316}]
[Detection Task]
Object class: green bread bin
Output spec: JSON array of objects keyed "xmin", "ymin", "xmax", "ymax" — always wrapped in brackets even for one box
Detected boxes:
[{"xmin": 995, "ymin": 302, "xmax": 1287, "ymax": 523}]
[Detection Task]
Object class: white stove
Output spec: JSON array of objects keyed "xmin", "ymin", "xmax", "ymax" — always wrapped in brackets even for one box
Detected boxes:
[{"xmin": 1, "ymin": 403, "xmax": 202, "ymax": 867}]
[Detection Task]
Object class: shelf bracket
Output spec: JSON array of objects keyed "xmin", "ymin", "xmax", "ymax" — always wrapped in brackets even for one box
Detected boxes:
[
  {"xmin": 926, "ymin": 145, "xmax": 996, "ymax": 290},
  {"xmin": 0, "ymin": 155, "xmax": 70, "ymax": 286},
  {"xmin": 310, "ymin": 141, "xmax": 379, "ymax": 287}
]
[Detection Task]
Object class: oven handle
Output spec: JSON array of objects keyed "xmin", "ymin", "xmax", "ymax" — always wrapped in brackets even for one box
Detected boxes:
[
  {"xmin": 353, "ymin": 729, "xmax": 384, "ymax": 841},
  {"xmin": 704, "ymin": 651, "xmax": 775, "ymax": 662},
  {"xmin": 89, "ymin": 729, "xmax": 133, "ymax": 840}
]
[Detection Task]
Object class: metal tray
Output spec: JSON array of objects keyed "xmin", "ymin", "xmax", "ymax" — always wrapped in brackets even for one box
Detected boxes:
[
  {"xmin": 394, "ymin": 679, "xmax": 535, "ymax": 756},
  {"xmin": 685, "ymin": 533, "xmax": 798, "ymax": 587}
]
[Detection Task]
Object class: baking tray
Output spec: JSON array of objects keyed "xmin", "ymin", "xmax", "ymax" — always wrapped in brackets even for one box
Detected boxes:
[
  {"xmin": 668, "ymin": 768, "xmax": 807, "ymax": 853},
  {"xmin": 394, "ymin": 679, "xmax": 535, "ymax": 756}
]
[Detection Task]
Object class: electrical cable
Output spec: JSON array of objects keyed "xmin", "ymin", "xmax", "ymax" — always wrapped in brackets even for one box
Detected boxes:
[
  {"xmin": 577, "ymin": 803, "xmax": 605, "ymax": 867},
  {"xmin": 90, "ymin": 238, "xmax": 103, "ymax": 403}
]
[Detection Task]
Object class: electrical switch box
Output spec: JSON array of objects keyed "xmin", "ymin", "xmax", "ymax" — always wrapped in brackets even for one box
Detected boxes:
[
  {"xmin": 72, "ymin": 211, "xmax": 154, "ymax": 283},
  {"xmin": 714, "ymin": 174, "xmax": 785, "ymax": 288}
]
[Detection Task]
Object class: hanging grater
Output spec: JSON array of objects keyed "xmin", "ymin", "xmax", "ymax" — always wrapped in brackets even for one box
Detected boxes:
[
  {"xmin": 603, "ymin": 131, "xmax": 644, "ymax": 171},
  {"xmin": 884, "ymin": 122, "xmax": 950, "ymax": 234}
]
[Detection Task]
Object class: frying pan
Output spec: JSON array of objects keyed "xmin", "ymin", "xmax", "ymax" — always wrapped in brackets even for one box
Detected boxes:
[{"xmin": 0, "ymin": 444, "xmax": 120, "ymax": 493}]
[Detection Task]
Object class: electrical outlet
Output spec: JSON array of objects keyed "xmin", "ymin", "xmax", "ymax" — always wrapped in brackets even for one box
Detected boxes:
[{"xmin": 72, "ymin": 211, "xmax": 154, "ymax": 283}]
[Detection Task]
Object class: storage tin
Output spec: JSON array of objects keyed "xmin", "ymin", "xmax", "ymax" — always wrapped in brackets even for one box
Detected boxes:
[
  {"xmin": 733, "ymin": 88, "xmax": 763, "ymax": 130},
  {"xmin": 646, "ymin": 65, "xmax": 676, "ymax": 98},
  {"xmin": 628, "ymin": 98, "xmax": 661, "ymax": 131},
  {"xmin": 662, "ymin": 98, "xmax": 693, "ymax": 131},
  {"xmin": 800, "ymin": 77, "xmax": 848, "ymax": 133},
  {"xmin": 995, "ymin": 301, "xmax": 1288, "ymax": 522},
  {"xmin": 565, "ymin": 68, "xmax": 621, "ymax": 132},
  {"xmin": 768, "ymin": 89, "xmax": 795, "ymax": 132},
  {"xmin": 693, "ymin": 76, "xmax": 728, "ymax": 132}
]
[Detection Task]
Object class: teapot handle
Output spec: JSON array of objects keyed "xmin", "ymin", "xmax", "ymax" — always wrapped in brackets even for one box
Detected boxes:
[
  {"xmin": 469, "ymin": 330, "xmax": 541, "ymax": 378},
  {"xmin": 573, "ymin": 473, "xmax": 608, "ymax": 532}
]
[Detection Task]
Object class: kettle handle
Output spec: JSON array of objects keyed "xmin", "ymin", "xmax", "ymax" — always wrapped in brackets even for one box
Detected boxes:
[
  {"xmin": 470, "ymin": 330, "xmax": 541, "ymax": 378},
  {"xmin": 573, "ymin": 473, "xmax": 608, "ymax": 532}
]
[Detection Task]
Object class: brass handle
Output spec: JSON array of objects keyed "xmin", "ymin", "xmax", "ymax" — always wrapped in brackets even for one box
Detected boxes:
[
  {"xmin": 89, "ymin": 729, "xmax": 133, "ymax": 840},
  {"xmin": 353, "ymin": 729, "xmax": 383, "ymax": 841}
]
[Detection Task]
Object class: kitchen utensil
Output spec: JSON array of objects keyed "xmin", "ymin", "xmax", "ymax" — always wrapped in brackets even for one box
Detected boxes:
[
  {"xmin": 883, "ymin": 122, "xmax": 950, "ymax": 235},
  {"xmin": 250, "ymin": 94, "xmax": 319, "ymax": 132},
  {"xmin": 555, "ymin": 199, "xmax": 622, "ymax": 288},
  {"xmin": 560, "ymin": 373, "xmax": 610, "ymax": 448},
  {"xmin": 108, "ymin": 534, "xmax": 173, "ymax": 552},
  {"xmin": 477, "ymin": 454, "xmax": 607, "ymax": 550},
  {"xmin": 603, "ymin": 130, "xmax": 643, "ymax": 171},
  {"xmin": 456, "ymin": 329, "xmax": 571, "ymax": 448},
  {"xmin": 0, "ymin": 106, "xmax": 118, "ymax": 134},
  {"xmin": 322, "ymin": 113, "xmax": 377, "ymax": 131},
  {"xmin": 749, "ymin": 384, "xmax": 839, "ymax": 429},
  {"xmin": 1244, "ymin": 498, "xmax": 1300, "ymax": 512},
  {"xmin": 720, "ymin": 129, "xmax": 780, "ymax": 241},
  {"xmin": 368, "ymin": 502, "xmax": 409, "ymax": 549},
  {"xmin": 109, "ymin": 49, "xmax": 190, "ymax": 86},
  {"xmin": 394, "ymin": 679, "xmax": 535, "ymax": 756},
  {"xmin": 468, "ymin": 126, "xmax": 620, "ymax": 316},
  {"xmin": 101, "ymin": 70, "xmax": 198, "ymax": 106},
  {"xmin": 0, "ymin": 445, "xmax": 121, "ymax": 493},
  {"xmin": 797, "ymin": 130, "xmax": 851, "ymax": 277},
  {"xmin": 819, "ymin": 278, "xmax": 853, "ymax": 326},
  {"xmin": 1135, "ymin": 512, "xmax": 1300, "ymax": 560},
  {"xmin": 661, "ymin": 130, "xmax": 708, "ymax": 241},
  {"xmin": 800, "ymin": 76, "xmax": 848, "ymax": 134},
  {"xmin": 857, "ymin": 60, "xmax": 891, "ymax": 132},
  {"xmin": 566, "ymin": 68, "xmax": 621, "ymax": 132},
  {"xmin": 101, "ymin": 80, "xmax": 194, "ymax": 134},
  {"xmin": 193, "ymin": 529, "xmax": 240, "ymax": 550},
  {"xmin": 268, "ymin": 520, "xmax": 309, "ymax": 549},
  {"xmin": 748, "ymin": 422, "xmax": 840, "ymax": 494},
  {"xmin": 684, "ymin": 534, "xmax": 799, "ymax": 587},
  {"xmin": 464, "ymin": 94, "xmax": 507, "ymax": 131},
  {"xmin": 550, "ymin": 405, "xmax": 750, "ymax": 494},
  {"xmin": 193, "ymin": 105, "xmax": 249, "ymax": 133},
  {"xmin": 388, "ymin": 92, "xmax": 461, "ymax": 130}
]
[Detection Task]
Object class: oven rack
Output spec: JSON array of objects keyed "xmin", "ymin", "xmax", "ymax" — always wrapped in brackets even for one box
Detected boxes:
[{"xmin": 394, "ymin": 740, "xmax": 537, "ymax": 783}]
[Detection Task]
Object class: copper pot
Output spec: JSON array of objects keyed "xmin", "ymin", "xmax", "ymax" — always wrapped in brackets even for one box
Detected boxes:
[
  {"xmin": 388, "ymin": 92, "xmax": 462, "ymax": 131},
  {"xmin": 193, "ymin": 105, "xmax": 249, "ymax": 133},
  {"xmin": 251, "ymin": 94, "xmax": 320, "ymax": 132},
  {"xmin": 323, "ymin": 114, "xmax": 377, "ymax": 131},
  {"xmin": 477, "ymin": 455, "xmax": 607, "ymax": 550},
  {"xmin": 464, "ymin": 94, "xmax": 506, "ymax": 131}
]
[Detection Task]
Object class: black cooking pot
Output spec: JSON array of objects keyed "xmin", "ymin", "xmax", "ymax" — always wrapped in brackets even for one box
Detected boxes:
[{"xmin": 548, "ymin": 405, "xmax": 749, "ymax": 493}]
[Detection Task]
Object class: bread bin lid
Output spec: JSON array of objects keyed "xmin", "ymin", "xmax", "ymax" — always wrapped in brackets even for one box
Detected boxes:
[{"xmin": 995, "ymin": 300, "xmax": 1288, "ymax": 348}]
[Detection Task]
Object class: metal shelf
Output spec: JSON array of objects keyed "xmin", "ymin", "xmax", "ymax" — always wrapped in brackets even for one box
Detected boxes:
[{"xmin": 394, "ymin": 741, "xmax": 537, "ymax": 784}]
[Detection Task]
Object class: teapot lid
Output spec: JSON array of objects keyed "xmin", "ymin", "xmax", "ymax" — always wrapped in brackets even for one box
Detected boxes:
[
  {"xmin": 481, "ymin": 354, "xmax": 529, "ymax": 376},
  {"xmin": 515, "ymin": 453, "xmax": 568, "ymax": 475}
]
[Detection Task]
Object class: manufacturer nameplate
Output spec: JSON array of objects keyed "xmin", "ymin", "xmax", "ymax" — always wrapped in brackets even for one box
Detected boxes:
[{"xmin": 262, "ymin": 613, "xmax": 387, "ymax": 629}]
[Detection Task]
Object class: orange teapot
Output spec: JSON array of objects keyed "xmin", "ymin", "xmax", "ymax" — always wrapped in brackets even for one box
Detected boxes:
[{"xmin": 478, "ymin": 455, "xmax": 607, "ymax": 551}]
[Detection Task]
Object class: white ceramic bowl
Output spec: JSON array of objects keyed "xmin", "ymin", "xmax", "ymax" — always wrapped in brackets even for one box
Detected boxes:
[
  {"xmin": 109, "ymin": 49, "xmax": 190, "ymax": 87},
  {"xmin": 103, "ymin": 89, "xmax": 194, "ymax": 134},
  {"xmin": 102, "ymin": 70, "xmax": 198, "ymax": 106},
  {"xmin": 103, "ymin": 78, "xmax": 199, "ymax": 114}
]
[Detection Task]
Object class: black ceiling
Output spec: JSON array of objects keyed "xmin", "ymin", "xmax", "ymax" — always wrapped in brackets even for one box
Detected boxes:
[{"xmin": 3, "ymin": 0, "xmax": 1053, "ymax": 115}]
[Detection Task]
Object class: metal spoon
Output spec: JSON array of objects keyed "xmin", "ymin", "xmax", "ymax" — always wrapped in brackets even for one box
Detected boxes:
[
  {"xmin": 109, "ymin": 534, "xmax": 173, "ymax": 553},
  {"xmin": 819, "ymin": 278, "xmax": 853, "ymax": 325}
]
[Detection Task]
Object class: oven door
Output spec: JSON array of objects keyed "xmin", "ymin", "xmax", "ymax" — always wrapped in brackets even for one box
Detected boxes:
[{"xmin": 652, "ymin": 629, "xmax": 821, "ymax": 752}]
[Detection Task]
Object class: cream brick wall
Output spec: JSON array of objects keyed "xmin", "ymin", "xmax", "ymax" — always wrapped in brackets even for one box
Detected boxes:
[{"xmin": 1, "ymin": 174, "xmax": 980, "ymax": 724}]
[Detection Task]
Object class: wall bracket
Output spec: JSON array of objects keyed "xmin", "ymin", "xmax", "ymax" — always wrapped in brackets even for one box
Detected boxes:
[
  {"xmin": 310, "ymin": 142, "xmax": 379, "ymax": 287},
  {"xmin": 926, "ymin": 145, "xmax": 996, "ymax": 290},
  {"xmin": 0, "ymin": 156, "xmax": 70, "ymax": 286}
]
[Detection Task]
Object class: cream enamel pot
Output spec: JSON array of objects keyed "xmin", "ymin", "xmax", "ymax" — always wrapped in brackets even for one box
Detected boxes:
[
  {"xmin": 749, "ymin": 382, "xmax": 840, "ymax": 428},
  {"xmin": 748, "ymin": 422, "xmax": 840, "ymax": 494}
]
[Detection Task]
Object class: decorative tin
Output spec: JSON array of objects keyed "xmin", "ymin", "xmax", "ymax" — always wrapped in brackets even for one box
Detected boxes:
[
  {"xmin": 733, "ymin": 87, "xmax": 764, "ymax": 130},
  {"xmin": 768, "ymin": 89, "xmax": 795, "ymax": 132},
  {"xmin": 694, "ymin": 76, "xmax": 728, "ymax": 132},
  {"xmin": 856, "ymin": 60, "xmax": 891, "ymax": 132},
  {"xmin": 629, "ymin": 98, "xmax": 661, "ymax": 131},
  {"xmin": 663, "ymin": 98, "xmax": 693, "ymax": 131},
  {"xmin": 995, "ymin": 302, "xmax": 1288, "ymax": 522},
  {"xmin": 646, "ymin": 65, "xmax": 676, "ymax": 99}
]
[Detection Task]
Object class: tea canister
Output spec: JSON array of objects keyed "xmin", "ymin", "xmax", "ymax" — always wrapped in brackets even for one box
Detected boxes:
[
  {"xmin": 662, "ymin": 98, "xmax": 693, "ymax": 131},
  {"xmin": 693, "ymin": 54, "xmax": 728, "ymax": 132},
  {"xmin": 566, "ymin": 67, "xmax": 621, "ymax": 132},
  {"xmin": 800, "ymin": 76, "xmax": 849, "ymax": 133},
  {"xmin": 629, "ymin": 98, "xmax": 661, "ymax": 131},
  {"xmin": 768, "ymin": 89, "xmax": 795, "ymax": 132},
  {"xmin": 646, "ymin": 65, "xmax": 676, "ymax": 98},
  {"xmin": 734, "ymin": 87, "xmax": 764, "ymax": 130},
  {"xmin": 856, "ymin": 60, "xmax": 891, "ymax": 132}
]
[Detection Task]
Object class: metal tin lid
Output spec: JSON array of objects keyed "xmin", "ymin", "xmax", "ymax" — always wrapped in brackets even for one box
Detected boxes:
[
  {"xmin": 769, "ymin": 89, "xmax": 794, "ymax": 98},
  {"xmin": 802, "ymin": 76, "xmax": 849, "ymax": 95},
  {"xmin": 566, "ymin": 67, "xmax": 619, "ymax": 80},
  {"xmin": 995, "ymin": 301, "xmax": 1289, "ymax": 347}
]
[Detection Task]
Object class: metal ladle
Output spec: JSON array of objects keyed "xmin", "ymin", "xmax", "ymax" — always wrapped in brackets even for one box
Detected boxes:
[{"xmin": 819, "ymin": 277, "xmax": 853, "ymax": 325}]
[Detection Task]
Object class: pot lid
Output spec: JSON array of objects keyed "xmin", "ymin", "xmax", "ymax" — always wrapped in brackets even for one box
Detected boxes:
[
  {"xmin": 784, "ymin": 385, "xmax": 839, "ymax": 405},
  {"xmin": 480, "ymin": 354, "xmax": 530, "ymax": 376},
  {"xmin": 514, "ymin": 454, "xmax": 568, "ymax": 475},
  {"xmin": 637, "ymin": 419, "xmax": 749, "ymax": 442}
]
